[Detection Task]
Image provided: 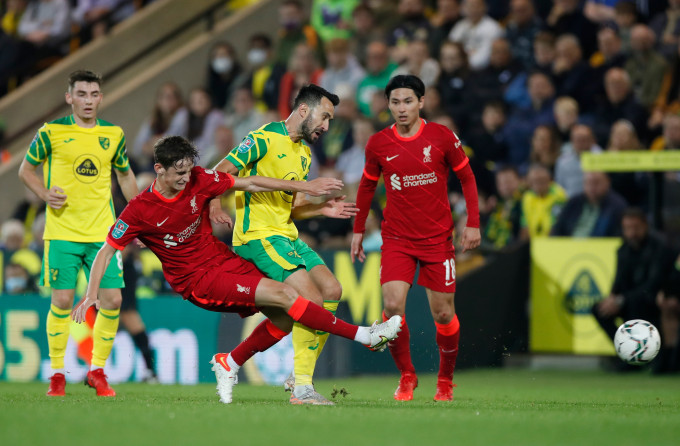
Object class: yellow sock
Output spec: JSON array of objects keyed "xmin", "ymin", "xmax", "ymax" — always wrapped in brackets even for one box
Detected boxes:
[
  {"xmin": 292, "ymin": 322, "xmax": 318, "ymax": 386},
  {"xmin": 47, "ymin": 304, "xmax": 71, "ymax": 370},
  {"xmin": 315, "ymin": 300, "xmax": 340, "ymax": 360},
  {"xmin": 91, "ymin": 307, "xmax": 120, "ymax": 368}
]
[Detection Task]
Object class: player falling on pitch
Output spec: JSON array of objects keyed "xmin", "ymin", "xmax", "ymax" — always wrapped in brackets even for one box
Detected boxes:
[
  {"xmin": 351, "ymin": 75, "xmax": 481, "ymax": 401},
  {"xmin": 212, "ymin": 84, "xmax": 358, "ymax": 405},
  {"xmin": 18, "ymin": 70, "xmax": 139, "ymax": 397},
  {"xmin": 72, "ymin": 135, "xmax": 402, "ymax": 404}
]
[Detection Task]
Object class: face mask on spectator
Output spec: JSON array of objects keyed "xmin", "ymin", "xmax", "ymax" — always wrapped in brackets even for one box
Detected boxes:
[
  {"xmin": 212, "ymin": 57, "xmax": 233, "ymax": 74},
  {"xmin": 248, "ymin": 49, "xmax": 267, "ymax": 66},
  {"xmin": 6, "ymin": 277, "xmax": 28, "ymax": 293}
]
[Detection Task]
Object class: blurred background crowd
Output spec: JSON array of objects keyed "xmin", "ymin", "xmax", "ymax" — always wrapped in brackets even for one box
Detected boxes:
[{"xmin": 2, "ymin": 0, "xmax": 680, "ymax": 305}]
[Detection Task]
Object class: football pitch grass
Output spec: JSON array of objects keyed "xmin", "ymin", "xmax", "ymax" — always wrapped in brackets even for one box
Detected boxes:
[{"xmin": 1, "ymin": 369, "xmax": 679, "ymax": 446}]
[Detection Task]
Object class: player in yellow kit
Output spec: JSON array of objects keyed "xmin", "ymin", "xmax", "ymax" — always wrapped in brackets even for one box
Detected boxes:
[
  {"xmin": 18, "ymin": 70, "xmax": 139, "ymax": 397},
  {"xmin": 212, "ymin": 84, "xmax": 357, "ymax": 404}
]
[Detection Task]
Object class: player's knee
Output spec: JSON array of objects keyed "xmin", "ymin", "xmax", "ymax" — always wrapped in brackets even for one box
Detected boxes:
[
  {"xmin": 323, "ymin": 281, "xmax": 342, "ymax": 301},
  {"xmin": 51, "ymin": 295, "xmax": 72, "ymax": 311},
  {"xmin": 433, "ymin": 312, "xmax": 453, "ymax": 324},
  {"xmin": 274, "ymin": 283, "xmax": 299, "ymax": 308},
  {"xmin": 383, "ymin": 300, "xmax": 405, "ymax": 316}
]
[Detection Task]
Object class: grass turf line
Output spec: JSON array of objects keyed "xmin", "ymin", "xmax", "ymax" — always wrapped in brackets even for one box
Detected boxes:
[{"xmin": 1, "ymin": 369, "xmax": 679, "ymax": 446}]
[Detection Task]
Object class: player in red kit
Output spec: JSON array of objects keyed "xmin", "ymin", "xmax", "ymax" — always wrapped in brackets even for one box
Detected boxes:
[
  {"xmin": 73, "ymin": 136, "xmax": 402, "ymax": 404},
  {"xmin": 351, "ymin": 75, "xmax": 481, "ymax": 402}
]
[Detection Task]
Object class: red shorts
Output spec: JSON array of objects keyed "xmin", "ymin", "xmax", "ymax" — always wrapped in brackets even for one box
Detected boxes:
[
  {"xmin": 380, "ymin": 238, "xmax": 456, "ymax": 293},
  {"xmin": 188, "ymin": 255, "xmax": 265, "ymax": 317}
]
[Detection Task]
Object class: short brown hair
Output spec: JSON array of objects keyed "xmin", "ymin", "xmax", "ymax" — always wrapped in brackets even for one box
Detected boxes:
[{"xmin": 68, "ymin": 70, "xmax": 102, "ymax": 91}]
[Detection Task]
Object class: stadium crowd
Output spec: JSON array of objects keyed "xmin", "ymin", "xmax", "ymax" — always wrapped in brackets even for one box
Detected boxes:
[{"xmin": 1, "ymin": 0, "xmax": 680, "ymax": 372}]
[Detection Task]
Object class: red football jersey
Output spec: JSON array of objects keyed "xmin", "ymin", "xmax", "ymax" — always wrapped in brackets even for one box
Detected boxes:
[
  {"xmin": 363, "ymin": 119, "xmax": 469, "ymax": 244},
  {"xmin": 106, "ymin": 166, "xmax": 235, "ymax": 298}
]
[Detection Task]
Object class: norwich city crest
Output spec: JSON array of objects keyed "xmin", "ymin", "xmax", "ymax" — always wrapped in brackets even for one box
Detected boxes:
[{"xmin": 99, "ymin": 137, "xmax": 110, "ymax": 150}]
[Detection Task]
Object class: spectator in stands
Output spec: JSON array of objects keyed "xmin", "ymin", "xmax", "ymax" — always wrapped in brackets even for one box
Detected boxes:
[
  {"xmin": 651, "ymin": 112, "xmax": 680, "ymax": 150},
  {"xmin": 520, "ymin": 163, "xmax": 567, "ymax": 239},
  {"xmin": 436, "ymin": 41, "xmax": 471, "ymax": 129},
  {"xmin": 223, "ymin": 86, "xmax": 266, "ymax": 147},
  {"xmin": 348, "ymin": 3, "xmax": 385, "ymax": 67},
  {"xmin": 606, "ymin": 119, "xmax": 649, "ymax": 208},
  {"xmin": 592, "ymin": 208, "xmax": 676, "ymax": 368},
  {"xmin": 274, "ymin": 0, "xmax": 322, "ymax": 67},
  {"xmin": 593, "ymin": 68, "xmax": 648, "ymax": 147},
  {"xmin": 503, "ymin": 71, "xmax": 556, "ymax": 171},
  {"xmin": 368, "ymin": 88, "xmax": 393, "ymax": 131},
  {"xmin": 626, "ymin": 24, "xmax": 668, "ymax": 109},
  {"xmin": 132, "ymin": 82, "xmax": 188, "ymax": 172},
  {"xmin": 649, "ymin": 0, "xmax": 680, "ymax": 61},
  {"xmin": 448, "ymin": 0, "xmax": 503, "ymax": 70},
  {"xmin": 589, "ymin": 26, "xmax": 627, "ymax": 106},
  {"xmin": 387, "ymin": 0, "xmax": 432, "ymax": 64},
  {"xmin": 504, "ymin": 32, "xmax": 555, "ymax": 111},
  {"xmin": 184, "ymin": 87, "xmax": 224, "ymax": 162},
  {"xmin": 428, "ymin": 0, "xmax": 461, "ymax": 60},
  {"xmin": 553, "ymin": 96, "xmax": 580, "ymax": 144},
  {"xmin": 313, "ymin": 85, "xmax": 357, "ymax": 169},
  {"xmin": 2, "ymin": 0, "xmax": 28, "ymax": 37},
  {"xmin": 3, "ymin": 262, "xmax": 36, "ymax": 294},
  {"xmin": 613, "ymin": 1, "xmax": 638, "ymax": 55},
  {"xmin": 203, "ymin": 125, "xmax": 233, "ymax": 169},
  {"xmin": 555, "ymin": 124, "xmax": 603, "ymax": 197},
  {"xmin": 310, "ymin": 0, "xmax": 358, "ymax": 43},
  {"xmin": 422, "ymin": 86, "xmax": 447, "ymax": 120},
  {"xmin": 552, "ymin": 34, "xmax": 593, "ymax": 110},
  {"xmin": 393, "ymin": 39, "xmax": 440, "ymax": 88},
  {"xmin": 546, "ymin": 0, "xmax": 598, "ymax": 57},
  {"xmin": 11, "ymin": 186, "xmax": 45, "ymax": 246},
  {"xmin": 71, "ymin": 0, "xmax": 136, "ymax": 43},
  {"xmin": 207, "ymin": 41, "xmax": 242, "ymax": 110},
  {"xmin": 551, "ymin": 171, "xmax": 627, "ymax": 237},
  {"xmin": 0, "ymin": 219, "xmax": 25, "ymax": 255},
  {"xmin": 482, "ymin": 165, "xmax": 523, "ymax": 250},
  {"xmin": 356, "ymin": 41, "xmax": 397, "ymax": 116},
  {"xmin": 240, "ymin": 33, "xmax": 286, "ymax": 114},
  {"xmin": 529, "ymin": 125, "xmax": 560, "ymax": 173},
  {"xmin": 465, "ymin": 100, "xmax": 507, "ymax": 195},
  {"xmin": 278, "ymin": 43, "xmax": 323, "ymax": 118},
  {"xmin": 28, "ymin": 211, "xmax": 45, "ymax": 258},
  {"xmin": 505, "ymin": 0, "xmax": 543, "ymax": 70},
  {"xmin": 336, "ymin": 116, "xmax": 374, "ymax": 196},
  {"xmin": 319, "ymin": 37, "xmax": 365, "ymax": 97},
  {"xmin": 583, "ymin": 0, "xmax": 618, "ymax": 24}
]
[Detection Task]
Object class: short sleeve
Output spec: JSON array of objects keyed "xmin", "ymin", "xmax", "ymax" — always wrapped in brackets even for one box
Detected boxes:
[
  {"xmin": 225, "ymin": 131, "xmax": 268, "ymax": 170},
  {"xmin": 25, "ymin": 125, "xmax": 51, "ymax": 166},
  {"xmin": 445, "ymin": 129, "xmax": 469, "ymax": 172},
  {"xmin": 196, "ymin": 166, "xmax": 235, "ymax": 198},
  {"xmin": 106, "ymin": 204, "xmax": 141, "ymax": 250},
  {"xmin": 112, "ymin": 130, "xmax": 130, "ymax": 172},
  {"xmin": 363, "ymin": 135, "xmax": 381, "ymax": 181}
]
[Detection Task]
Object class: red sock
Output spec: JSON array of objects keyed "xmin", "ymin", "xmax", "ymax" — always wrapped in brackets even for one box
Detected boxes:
[
  {"xmin": 288, "ymin": 297, "xmax": 358, "ymax": 340},
  {"xmin": 383, "ymin": 311, "xmax": 415, "ymax": 375},
  {"xmin": 230, "ymin": 319, "xmax": 288, "ymax": 366},
  {"xmin": 435, "ymin": 314, "xmax": 460, "ymax": 381}
]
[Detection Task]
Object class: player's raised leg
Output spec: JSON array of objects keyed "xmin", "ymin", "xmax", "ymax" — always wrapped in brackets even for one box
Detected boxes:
[
  {"xmin": 211, "ymin": 278, "xmax": 402, "ymax": 404},
  {"xmin": 383, "ymin": 280, "xmax": 418, "ymax": 401},
  {"xmin": 427, "ymin": 288, "xmax": 459, "ymax": 402}
]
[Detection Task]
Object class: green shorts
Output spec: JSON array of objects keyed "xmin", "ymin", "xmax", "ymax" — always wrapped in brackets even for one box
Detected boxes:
[
  {"xmin": 234, "ymin": 235, "xmax": 325, "ymax": 282},
  {"xmin": 41, "ymin": 240, "xmax": 124, "ymax": 289}
]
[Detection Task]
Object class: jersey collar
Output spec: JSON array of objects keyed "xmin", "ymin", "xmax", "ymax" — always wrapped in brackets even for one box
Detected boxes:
[
  {"xmin": 391, "ymin": 118, "xmax": 427, "ymax": 142},
  {"xmin": 151, "ymin": 179, "xmax": 185, "ymax": 202}
]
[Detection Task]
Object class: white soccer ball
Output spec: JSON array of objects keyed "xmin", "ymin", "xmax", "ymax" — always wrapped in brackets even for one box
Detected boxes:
[{"xmin": 614, "ymin": 319, "xmax": 661, "ymax": 365}]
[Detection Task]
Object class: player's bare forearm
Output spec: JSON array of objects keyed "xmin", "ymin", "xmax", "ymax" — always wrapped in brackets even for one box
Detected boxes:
[
  {"xmin": 18, "ymin": 158, "xmax": 47, "ymax": 200},
  {"xmin": 214, "ymin": 158, "xmax": 239, "ymax": 175},
  {"xmin": 233, "ymin": 176, "xmax": 343, "ymax": 196},
  {"xmin": 291, "ymin": 201, "xmax": 326, "ymax": 219},
  {"xmin": 115, "ymin": 167, "xmax": 140, "ymax": 202},
  {"xmin": 74, "ymin": 243, "xmax": 115, "ymax": 323}
]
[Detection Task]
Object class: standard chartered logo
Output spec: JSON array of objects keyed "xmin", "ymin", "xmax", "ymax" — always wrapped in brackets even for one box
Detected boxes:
[
  {"xmin": 390, "ymin": 173, "xmax": 401, "ymax": 190},
  {"xmin": 390, "ymin": 172, "xmax": 437, "ymax": 191}
]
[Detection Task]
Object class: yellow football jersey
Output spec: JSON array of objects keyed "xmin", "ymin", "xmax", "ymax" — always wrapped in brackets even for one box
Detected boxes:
[
  {"xmin": 226, "ymin": 121, "xmax": 311, "ymax": 245},
  {"xmin": 25, "ymin": 115, "xmax": 130, "ymax": 242}
]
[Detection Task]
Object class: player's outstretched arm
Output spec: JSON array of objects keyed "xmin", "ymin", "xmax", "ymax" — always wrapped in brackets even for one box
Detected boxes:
[
  {"xmin": 292, "ymin": 195, "xmax": 359, "ymax": 220},
  {"xmin": 18, "ymin": 158, "xmax": 67, "ymax": 209},
  {"xmin": 232, "ymin": 176, "xmax": 343, "ymax": 196},
  {"xmin": 73, "ymin": 243, "xmax": 116, "ymax": 323}
]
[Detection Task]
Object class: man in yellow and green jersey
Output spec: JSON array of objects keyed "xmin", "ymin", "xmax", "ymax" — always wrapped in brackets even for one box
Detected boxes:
[
  {"xmin": 213, "ymin": 84, "xmax": 358, "ymax": 405},
  {"xmin": 18, "ymin": 70, "xmax": 139, "ymax": 397}
]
